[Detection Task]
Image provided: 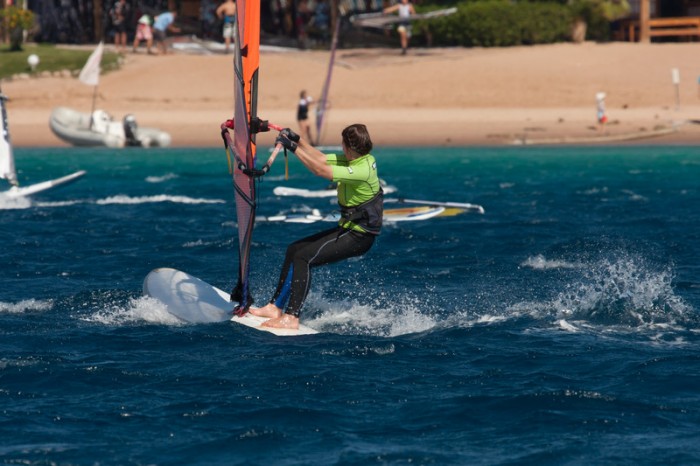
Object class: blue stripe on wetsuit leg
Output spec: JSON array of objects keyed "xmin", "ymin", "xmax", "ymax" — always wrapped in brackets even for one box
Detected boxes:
[{"xmin": 274, "ymin": 264, "xmax": 293, "ymax": 309}]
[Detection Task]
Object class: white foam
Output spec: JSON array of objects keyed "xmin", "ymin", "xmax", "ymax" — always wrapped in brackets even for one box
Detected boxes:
[
  {"xmin": 306, "ymin": 293, "xmax": 438, "ymax": 337},
  {"xmin": 0, "ymin": 299, "xmax": 53, "ymax": 314},
  {"xmin": 509, "ymin": 254, "xmax": 695, "ymax": 338},
  {"xmin": 145, "ymin": 173, "xmax": 178, "ymax": 183},
  {"xmin": 96, "ymin": 195, "xmax": 225, "ymax": 205},
  {"xmin": 556, "ymin": 319, "xmax": 579, "ymax": 332},
  {"xmin": 521, "ymin": 254, "xmax": 580, "ymax": 270},
  {"xmin": 0, "ymin": 195, "xmax": 31, "ymax": 210},
  {"xmin": 34, "ymin": 200, "xmax": 82, "ymax": 207},
  {"xmin": 83, "ymin": 296, "xmax": 184, "ymax": 326}
]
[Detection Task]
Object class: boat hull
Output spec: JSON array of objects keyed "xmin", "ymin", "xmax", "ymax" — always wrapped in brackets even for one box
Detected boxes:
[{"xmin": 49, "ymin": 107, "xmax": 171, "ymax": 148}]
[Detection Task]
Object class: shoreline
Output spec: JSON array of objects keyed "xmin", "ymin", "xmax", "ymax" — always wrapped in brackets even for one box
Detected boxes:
[{"xmin": 4, "ymin": 42, "xmax": 700, "ymax": 148}]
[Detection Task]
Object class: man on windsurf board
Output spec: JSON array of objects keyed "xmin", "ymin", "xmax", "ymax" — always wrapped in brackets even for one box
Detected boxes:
[{"xmin": 250, "ymin": 124, "xmax": 383, "ymax": 329}]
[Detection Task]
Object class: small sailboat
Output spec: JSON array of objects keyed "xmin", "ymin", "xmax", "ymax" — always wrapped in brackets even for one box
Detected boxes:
[
  {"xmin": 1, "ymin": 86, "xmax": 85, "ymax": 199},
  {"xmin": 49, "ymin": 42, "xmax": 171, "ymax": 148}
]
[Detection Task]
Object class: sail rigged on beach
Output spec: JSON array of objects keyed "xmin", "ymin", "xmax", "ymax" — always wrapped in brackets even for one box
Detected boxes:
[
  {"xmin": 227, "ymin": 0, "xmax": 261, "ymax": 312},
  {"xmin": 314, "ymin": 17, "xmax": 341, "ymax": 146},
  {"xmin": 0, "ymin": 89, "xmax": 18, "ymax": 187},
  {"xmin": 78, "ymin": 41, "xmax": 103, "ymax": 87}
]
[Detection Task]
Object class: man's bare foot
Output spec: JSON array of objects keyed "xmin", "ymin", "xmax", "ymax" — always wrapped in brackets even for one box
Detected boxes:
[
  {"xmin": 249, "ymin": 303, "xmax": 282, "ymax": 319},
  {"xmin": 261, "ymin": 314, "xmax": 299, "ymax": 329}
]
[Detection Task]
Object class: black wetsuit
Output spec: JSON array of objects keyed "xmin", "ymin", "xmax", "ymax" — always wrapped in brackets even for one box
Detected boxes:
[{"xmin": 268, "ymin": 153, "xmax": 383, "ymax": 317}]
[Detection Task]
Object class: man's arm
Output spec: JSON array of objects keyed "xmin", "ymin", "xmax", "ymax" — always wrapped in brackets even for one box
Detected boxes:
[
  {"xmin": 383, "ymin": 4, "xmax": 399, "ymax": 14},
  {"xmin": 294, "ymin": 139, "xmax": 333, "ymax": 180}
]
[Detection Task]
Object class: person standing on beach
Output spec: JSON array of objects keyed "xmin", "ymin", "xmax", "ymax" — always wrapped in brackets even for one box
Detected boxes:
[
  {"xmin": 383, "ymin": 0, "xmax": 416, "ymax": 55},
  {"xmin": 249, "ymin": 124, "xmax": 383, "ymax": 330},
  {"xmin": 153, "ymin": 10, "xmax": 181, "ymax": 55},
  {"xmin": 132, "ymin": 14, "xmax": 154, "ymax": 54},
  {"xmin": 216, "ymin": 0, "xmax": 237, "ymax": 54},
  {"xmin": 297, "ymin": 90, "xmax": 314, "ymax": 142},
  {"xmin": 111, "ymin": 0, "xmax": 129, "ymax": 53}
]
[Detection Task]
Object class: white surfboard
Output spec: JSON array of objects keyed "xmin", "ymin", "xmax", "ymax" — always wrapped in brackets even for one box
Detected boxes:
[
  {"xmin": 1, "ymin": 170, "xmax": 86, "ymax": 199},
  {"xmin": 260, "ymin": 206, "xmax": 450, "ymax": 224},
  {"xmin": 143, "ymin": 268, "xmax": 318, "ymax": 336},
  {"xmin": 273, "ymin": 181, "xmax": 396, "ymax": 198}
]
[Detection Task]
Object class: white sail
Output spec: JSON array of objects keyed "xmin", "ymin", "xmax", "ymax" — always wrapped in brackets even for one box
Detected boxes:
[
  {"xmin": 0, "ymin": 91, "xmax": 18, "ymax": 187},
  {"xmin": 78, "ymin": 41, "xmax": 104, "ymax": 87}
]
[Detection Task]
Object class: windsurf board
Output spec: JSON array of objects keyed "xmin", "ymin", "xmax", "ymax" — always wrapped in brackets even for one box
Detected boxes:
[
  {"xmin": 143, "ymin": 268, "xmax": 318, "ymax": 336},
  {"xmin": 383, "ymin": 205, "xmax": 445, "ymax": 221},
  {"xmin": 2, "ymin": 170, "xmax": 86, "ymax": 199},
  {"xmin": 273, "ymin": 181, "xmax": 396, "ymax": 198},
  {"xmin": 351, "ymin": 7, "xmax": 458, "ymax": 29},
  {"xmin": 259, "ymin": 206, "xmax": 453, "ymax": 223}
]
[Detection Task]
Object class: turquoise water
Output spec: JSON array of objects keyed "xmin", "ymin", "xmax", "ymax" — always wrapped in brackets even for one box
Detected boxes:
[{"xmin": 2, "ymin": 145, "xmax": 700, "ymax": 464}]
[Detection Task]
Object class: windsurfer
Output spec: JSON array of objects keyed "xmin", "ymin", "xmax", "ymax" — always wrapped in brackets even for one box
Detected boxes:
[{"xmin": 250, "ymin": 124, "xmax": 383, "ymax": 329}]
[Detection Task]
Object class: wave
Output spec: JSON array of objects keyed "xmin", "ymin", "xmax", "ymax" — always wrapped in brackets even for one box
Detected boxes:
[
  {"xmin": 508, "ymin": 254, "xmax": 697, "ymax": 339},
  {"xmin": 145, "ymin": 173, "xmax": 179, "ymax": 183},
  {"xmin": 0, "ymin": 195, "xmax": 31, "ymax": 210},
  {"xmin": 74, "ymin": 253, "xmax": 697, "ymax": 341},
  {"xmin": 96, "ymin": 195, "xmax": 225, "ymax": 205},
  {"xmin": 521, "ymin": 254, "xmax": 581, "ymax": 270},
  {"xmin": 307, "ymin": 293, "xmax": 438, "ymax": 338},
  {"xmin": 82, "ymin": 296, "xmax": 183, "ymax": 326},
  {"xmin": 1, "ymin": 194, "xmax": 225, "ymax": 210},
  {"xmin": 0, "ymin": 299, "xmax": 53, "ymax": 314}
]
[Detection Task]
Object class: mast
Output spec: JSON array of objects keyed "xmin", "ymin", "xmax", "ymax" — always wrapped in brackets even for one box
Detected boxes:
[
  {"xmin": 314, "ymin": 8, "xmax": 341, "ymax": 146},
  {"xmin": 228, "ymin": 0, "xmax": 261, "ymax": 312},
  {"xmin": 0, "ymin": 84, "xmax": 18, "ymax": 187}
]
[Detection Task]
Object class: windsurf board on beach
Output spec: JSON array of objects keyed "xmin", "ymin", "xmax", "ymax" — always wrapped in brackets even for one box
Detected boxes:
[
  {"xmin": 143, "ymin": 268, "xmax": 318, "ymax": 336},
  {"xmin": 351, "ymin": 7, "xmax": 457, "ymax": 28}
]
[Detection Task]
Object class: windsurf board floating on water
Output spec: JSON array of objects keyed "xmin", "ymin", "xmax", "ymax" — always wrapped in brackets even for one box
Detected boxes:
[
  {"xmin": 143, "ymin": 268, "xmax": 318, "ymax": 336},
  {"xmin": 1, "ymin": 86, "xmax": 86, "ymax": 198},
  {"xmin": 350, "ymin": 7, "xmax": 457, "ymax": 29},
  {"xmin": 1, "ymin": 170, "xmax": 87, "ymax": 199},
  {"xmin": 259, "ymin": 206, "xmax": 449, "ymax": 223},
  {"xmin": 385, "ymin": 198, "xmax": 485, "ymax": 214},
  {"xmin": 384, "ymin": 206, "xmax": 445, "ymax": 221},
  {"xmin": 273, "ymin": 181, "xmax": 396, "ymax": 198},
  {"xmin": 258, "ymin": 208, "xmax": 337, "ymax": 223}
]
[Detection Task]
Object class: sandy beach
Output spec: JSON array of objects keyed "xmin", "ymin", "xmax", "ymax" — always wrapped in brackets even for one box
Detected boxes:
[{"xmin": 3, "ymin": 41, "xmax": 700, "ymax": 147}]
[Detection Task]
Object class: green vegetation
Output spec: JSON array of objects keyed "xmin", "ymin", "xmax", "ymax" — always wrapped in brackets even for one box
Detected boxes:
[
  {"xmin": 0, "ymin": 44, "xmax": 120, "ymax": 80},
  {"xmin": 412, "ymin": 0, "xmax": 632, "ymax": 46}
]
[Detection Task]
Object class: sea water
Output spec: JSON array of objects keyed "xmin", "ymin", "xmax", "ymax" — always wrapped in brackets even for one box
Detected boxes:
[{"xmin": 1, "ymin": 146, "xmax": 699, "ymax": 465}]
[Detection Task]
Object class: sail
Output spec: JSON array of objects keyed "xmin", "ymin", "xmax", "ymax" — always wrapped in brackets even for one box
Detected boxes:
[
  {"xmin": 228, "ymin": 0, "xmax": 261, "ymax": 312},
  {"xmin": 314, "ymin": 17, "xmax": 341, "ymax": 146},
  {"xmin": 0, "ymin": 90, "xmax": 18, "ymax": 187},
  {"xmin": 79, "ymin": 41, "xmax": 104, "ymax": 87}
]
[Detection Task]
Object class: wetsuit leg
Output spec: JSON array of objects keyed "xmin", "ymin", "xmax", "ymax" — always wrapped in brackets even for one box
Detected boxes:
[
  {"xmin": 283, "ymin": 227, "xmax": 375, "ymax": 317},
  {"xmin": 269, "ymin": 227, "xmax": 340, "ymax": 307}
]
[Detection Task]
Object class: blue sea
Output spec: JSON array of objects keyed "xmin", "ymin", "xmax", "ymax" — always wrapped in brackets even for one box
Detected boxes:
[{"xmin": 2, "ymin": 145, "xmax": 700, "ymax": 465}]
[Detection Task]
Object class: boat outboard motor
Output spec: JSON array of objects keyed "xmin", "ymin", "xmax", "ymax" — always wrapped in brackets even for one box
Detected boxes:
[{"xmin": 123, "ymin": 114, "xmax": 142, "ymax": 147}]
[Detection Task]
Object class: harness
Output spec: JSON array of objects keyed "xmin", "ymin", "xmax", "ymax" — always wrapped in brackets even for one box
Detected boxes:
[{"xmin": 339, "ymin": 188, "xmax": 384, "ymax": 235}]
